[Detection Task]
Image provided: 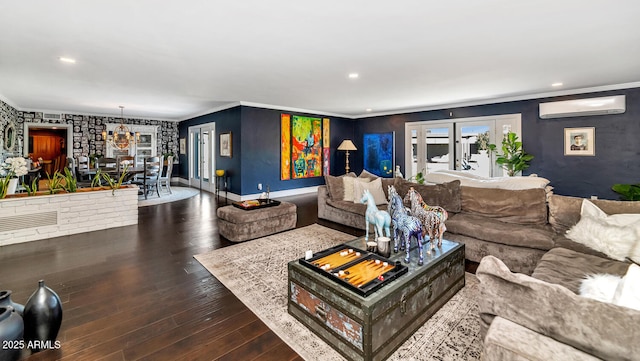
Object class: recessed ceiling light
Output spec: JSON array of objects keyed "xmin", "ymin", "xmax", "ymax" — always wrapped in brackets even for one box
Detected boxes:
[
  {"xmin": 59, "ymin": 57, "xmax": 76, "ymax": 64},
  {"xmin": 348, "ymin": 73, "xmax": 359, "ymax": 79},
  {"xmin": 551, "ymin": 82, "xmax": 563, "ymax": 87},
  {"xmin": 365, "ymin": 108, "xmax": 372, "ymax": 112}
]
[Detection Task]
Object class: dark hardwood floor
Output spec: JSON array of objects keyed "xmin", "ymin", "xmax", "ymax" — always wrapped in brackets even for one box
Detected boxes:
[
  {"xmin": 0, "ymin": 190, "xmax": 363, "ymax": 361},
  {"xmin": 1, "ymin": 189, "xmax": 477, "ymax": 361}
]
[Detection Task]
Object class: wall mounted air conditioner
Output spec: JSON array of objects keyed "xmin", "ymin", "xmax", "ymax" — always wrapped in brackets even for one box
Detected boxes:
[{"xmin": 539, "ymin": 95, "xmax": 625, "ymax": 119}]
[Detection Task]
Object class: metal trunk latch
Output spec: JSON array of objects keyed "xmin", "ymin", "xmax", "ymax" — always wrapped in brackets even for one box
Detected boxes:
[
  {"xmin": 400, "ymin": 294, "xmax": 407, "ymax": 315},
  {"xmin": 315, "ymin": 304, "xmax": 327, "ymax": 321}
]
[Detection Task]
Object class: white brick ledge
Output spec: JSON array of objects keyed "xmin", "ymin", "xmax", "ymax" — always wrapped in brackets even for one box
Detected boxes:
[{"xmin": 0, "ymin": 186, "xmax": 139, "ymax": 247}]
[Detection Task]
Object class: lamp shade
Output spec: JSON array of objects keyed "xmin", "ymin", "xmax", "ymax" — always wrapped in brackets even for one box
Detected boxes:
[{"xmin": 337, "ymin": 139, "xmax": 357, "ymax": 151}]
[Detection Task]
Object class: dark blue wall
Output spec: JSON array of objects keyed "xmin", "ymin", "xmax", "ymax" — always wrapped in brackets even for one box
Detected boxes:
[
  {"xmin": 178, "ymin": 105, "xmax": 355, "ymax": 195},
  {"xmin": 355, "ymin": 87, "xmax": 640, "ymax": 200},
  {"xmin": 178, "ymin": 106, "xmax": 242, "ymax": 194},
  {"xmin": 239, "ymin": 106, "xmax": 355, "ymax": 194},
  {"xmin": 178, "ymin": 87, "xmax": 639, "ymax": 200}
]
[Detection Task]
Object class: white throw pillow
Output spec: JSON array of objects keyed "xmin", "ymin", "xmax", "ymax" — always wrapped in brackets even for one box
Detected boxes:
[
  {"xmin": 353, "ymin": 177, "xmax": 388, "ymax": 205},
  {"xmin": 613, "ymin": 264, "xmax": 640, "ymax": 311},
  {"xmin": 580, "ymin": 264, "xmax": 640, "ymax": 311},
  {"xmin": 566, "ymin": 200, "xmax": 640, "ymax": 262},
  {"xmin": 579, "ymin": 273, "xmax": 623, "ymax": 303},
  {"xmin": 343, "ymin": 177, "xmax": 370, "ymax": 202}
]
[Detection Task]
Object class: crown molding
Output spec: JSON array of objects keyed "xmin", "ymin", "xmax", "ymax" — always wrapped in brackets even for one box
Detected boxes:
[{"xmin": 353, "ymin": 82, "xmax": 640, "ymax": 119}]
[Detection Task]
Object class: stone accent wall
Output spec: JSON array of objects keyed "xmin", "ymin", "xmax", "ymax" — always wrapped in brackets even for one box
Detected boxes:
[
  {"xmin": 0, "ymin": 186, "xmax": 139, "ymax": 246},
  {"xmin": 0, "ymin": 98, "xmax": 179, "ymax": 159}
]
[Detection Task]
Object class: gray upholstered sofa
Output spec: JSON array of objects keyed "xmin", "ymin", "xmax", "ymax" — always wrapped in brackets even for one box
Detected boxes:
[
  {"xmin": 318, "ymin": 172, "xmax": 554, "ymax": 274},
  {"xmin": 477, "ymin": 195, "xmax": 640, "ymax": 360}
]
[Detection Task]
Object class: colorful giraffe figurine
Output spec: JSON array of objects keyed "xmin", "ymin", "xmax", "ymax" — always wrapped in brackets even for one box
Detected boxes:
[{"xmin": 404, "ymin": 187, "xmax": 448, "ymax": 251}]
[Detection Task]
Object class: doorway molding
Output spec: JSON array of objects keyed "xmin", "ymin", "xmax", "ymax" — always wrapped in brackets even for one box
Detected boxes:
[{"xmin": 23, "ymin": 122, "xmax": 73, "ymax": 159}]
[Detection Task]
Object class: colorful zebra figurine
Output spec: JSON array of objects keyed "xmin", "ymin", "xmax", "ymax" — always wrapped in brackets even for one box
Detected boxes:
[
  {"xmin": 360, "ymin": 189, "xmax": 391, "ymax": 241},
  {"xmin": 387, "ymin": 185, "xmax": 425, "ymax": 265},
  {"xmin": 404, "ymin": 187, "xmax": 448, "ymax": 252}
]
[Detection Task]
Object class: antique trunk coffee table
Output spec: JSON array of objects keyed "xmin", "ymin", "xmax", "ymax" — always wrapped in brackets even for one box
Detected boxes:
[{"xmin": 288, "ymin": 237, "xmax": 465, "ymax": 361}]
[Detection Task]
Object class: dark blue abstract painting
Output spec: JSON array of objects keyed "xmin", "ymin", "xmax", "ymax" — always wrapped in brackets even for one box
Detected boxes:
[{"xmin": 363, "ymin": 132, "xmax": 394, "ymax": 177}]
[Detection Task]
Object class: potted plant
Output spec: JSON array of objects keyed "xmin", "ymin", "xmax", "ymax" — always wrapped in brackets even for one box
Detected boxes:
[
  {"xmin": 489, "ymin": 132, "xmax": 534, "ymax": 177},
  {"xmin": 163, "ymin": 152, "xmax": 175, "ymax": 165},
  {"xmin": 0, "ymin": 157, "xmax": 29, "ymax": 198},
  {"xmin": 612, "ymin": 183, "xmax": 640, "ymax": 201},
  {"xmin": 409, "ymin": 169, "xmax": 426, "ymax": 184},
  {"xmin": 89, "ymin": 154, "xmax": 101, "ymax": 168}
]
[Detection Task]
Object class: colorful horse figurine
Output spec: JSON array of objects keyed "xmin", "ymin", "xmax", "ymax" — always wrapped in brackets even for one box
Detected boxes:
[
  {"xmin": 360, "ymin": 189, "xmax": 391, "ymax": 241},
  {"xmin": 387, "ymin": 185, "xmax": 425, "ymax": 265},
  {"xmin": 404, "ymin": 187, "xmax": 448, "ymax": 252}
]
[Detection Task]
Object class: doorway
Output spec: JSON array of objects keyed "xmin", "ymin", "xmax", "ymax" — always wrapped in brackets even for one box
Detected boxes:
[
  {"xmin": 404, "ymin": 113, "xmax": 521, "ymax": 179},
  {"xmin": 24, "ymin": 123, "xmax": 73, "ymax": 177},
  {"xmin": 188, "ymin": 123, "xmax": 216, "ymax": 192}
]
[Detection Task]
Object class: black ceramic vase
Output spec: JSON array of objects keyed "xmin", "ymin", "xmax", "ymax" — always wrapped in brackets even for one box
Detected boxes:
[
  {"xmin": 0, "ymin": 291, "xmax": 24, "ymax": 316},
  {"xmin": 22, "ymin": 280, "xmax": 62, "ymax": 352},
  {"xmin": 0, "ymin": 306, "xmax": 24, "ymax": 361}
]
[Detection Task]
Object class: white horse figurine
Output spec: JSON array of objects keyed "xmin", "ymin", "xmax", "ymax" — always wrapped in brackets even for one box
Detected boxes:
[{"xmin": 360, "ymin": 189, "xmax": 391, "ymax": 241}]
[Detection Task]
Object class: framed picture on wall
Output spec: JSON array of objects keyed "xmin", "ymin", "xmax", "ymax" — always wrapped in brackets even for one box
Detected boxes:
[
  {"xmin": 564, "ymin": 127, "xmax": 595, "ymax": 156},
  {"xmin": 179, "ymin": 138, "xmax": 186, "ymax": 154},
  {"xmin": 220, "ymin": 132, "xmax": 232, "ymax": 157},
  {"xmin": 363, "ymin": 132, "xmax": 395, "ymax": 177}
]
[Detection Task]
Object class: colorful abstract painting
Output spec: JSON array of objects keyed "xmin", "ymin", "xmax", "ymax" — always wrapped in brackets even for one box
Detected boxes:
[
  {"xmin": 322, "ymin": 118, "xmax": 330, "ymax": 175},
  {"xmin": 291, "ymin": 115, "xmax": 323, "ymax": 179},
  {"xmin": 280, "ymin": 114, "xmax": 291, "ymax": 180},
  {"xmin": 363, "ymin": 132, "xmax": 394, "ymax": 177}
]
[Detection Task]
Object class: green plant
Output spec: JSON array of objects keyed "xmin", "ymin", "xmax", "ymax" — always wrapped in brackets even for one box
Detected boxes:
[
  {"xmin": 612, "ymin": 183, "xmax": 640, "ymax": 201},
  {"xmin": 89, "ymin": 154, "xmax": 101, "ymax": 168},
  {"xmin": 62, "ymin": 167, "xmax": 78, "ymax": 193},
  {"xmin": 489, "ymin": 132, "xmax": 534, "ymax": 177},
  {"xmin": 409, "ymin": 169, "xmax": 425, "ymax": 184},
  {"xmin": 99, "ymin": 164, "xmax": 130, "ymax": 195},
  {"xmin": 22, "ymin": 177, "xmax": 38, "ymax": 196},
  {"xmin": 91, "ymin": 169, "xmax": 103, "ymax": 189},
  {"xmin": 0, "ymin": 176, "xmax": 10, "ymax": 199},
  {"xmin": 46, "ymin": 171, "xmax": 66, "ymax": 194}
]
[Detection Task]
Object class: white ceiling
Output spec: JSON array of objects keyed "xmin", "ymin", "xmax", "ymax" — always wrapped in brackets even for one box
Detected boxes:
[{"xmin": 1, "ymin": 1, "xmax": 639, "ymax": 121}]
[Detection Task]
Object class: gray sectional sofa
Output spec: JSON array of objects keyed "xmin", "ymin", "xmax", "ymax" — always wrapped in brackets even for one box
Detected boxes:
[
  {"xmin": 477, "ymin": 194, "xmax": 640, "ymax": 360},
  {"xmin": 318, "ymin": 172, "xmax": 553, "ymax": 274},
  {"xmin": 319, "ymin": 171, "xmax": 640, "ymax": 359}
]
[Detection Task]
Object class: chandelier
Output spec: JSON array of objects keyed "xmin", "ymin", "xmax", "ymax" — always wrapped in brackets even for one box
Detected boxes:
[{"xmin": 102, "ymin": 106, "xmax": 140, "ymax": 150}]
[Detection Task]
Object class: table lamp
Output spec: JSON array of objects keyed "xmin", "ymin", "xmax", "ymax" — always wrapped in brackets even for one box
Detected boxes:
[{"xmin": 337, "ymin": 139, "xmax": 357, "ymax": 174}]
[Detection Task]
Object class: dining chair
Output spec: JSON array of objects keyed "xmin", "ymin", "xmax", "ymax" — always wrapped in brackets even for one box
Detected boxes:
[
  {"xmin": 117, "ymin": 155, "xmax": 136, "ymax": 180},
  {"xmin": 133, "ymin": 155, "xmax": 163, "ymax": 199},
  {"xmin": 66, "ymin": 158, "xmax": 92, "ymax": 188},
  {"xmin": 96, "ymin": 157, "xmax": 118, "ymax": 172},
  {"xmin": 76, "ymin": 156, "xmax": 91, "ymax": 180},
  {"xmin": 158, "ymin": 155, "xmax": 173, "ymax": 194}
]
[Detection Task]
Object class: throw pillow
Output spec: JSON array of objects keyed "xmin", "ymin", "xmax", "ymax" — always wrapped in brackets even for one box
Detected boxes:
[
  {"xmin": 613, "ymin": 264, "xmax": 640, "ymax": 311},
  {"xmin": 343, "ymin": 177, "xmax": 370, "ymax": 202},
  {"xmin": 358, "ymin": 169, "xmax": 379, "ymax": 181},
  {"xmin": 352, "ymin": 177, "xmax": 388, "ymax": 205},
  {"xmin": 324, "ymin": 173, "xmax": 354, "ymax": 200},
  {"xmin": 579, "ymin": 264, "xmax": 640, "ymax": 311},
  {"xmin": 566, "ymin": 200, "xmax": 640, "ymax": 262},
  {"xmin": 579, "ymin": 273, "xmax": 622, "ymax": 303}
]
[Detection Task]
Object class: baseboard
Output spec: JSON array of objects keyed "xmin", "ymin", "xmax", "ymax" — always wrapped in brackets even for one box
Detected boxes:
[{"xmin": 175, "ymin": 178, "xmax": 318, "ymax": 201}]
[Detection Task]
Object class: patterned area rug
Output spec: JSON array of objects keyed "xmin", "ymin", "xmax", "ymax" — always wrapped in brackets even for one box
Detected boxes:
[
  {"xmin": 195, "ymin": 224, "xmax": 482, "ymax": 360},
  {"xmin": 138, "ymin": 186, "xmax": 199, "ymax": 207}
]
